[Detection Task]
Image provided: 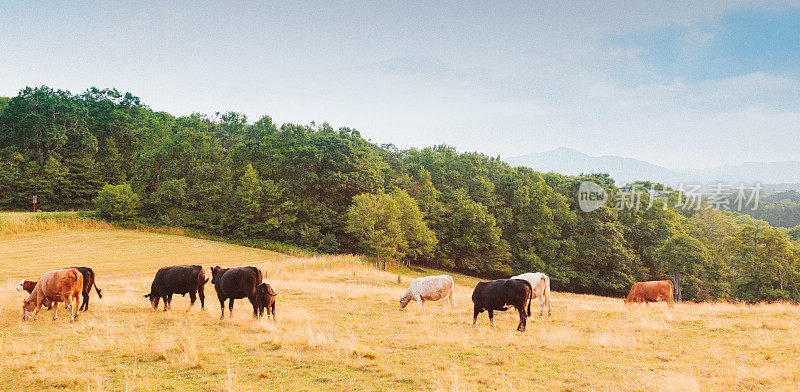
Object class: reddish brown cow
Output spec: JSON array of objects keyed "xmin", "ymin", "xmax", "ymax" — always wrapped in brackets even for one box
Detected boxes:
[
  {"xmin": 22, "ymin": 268, "xmax": 83, "ymax": 322},
  {"xmin": 16, "ymin": 279, "xmax": 37, "ymax": 293},
  {"xmin": 624, "ymin": 280, "xmax": 674, "ymax": 307}
]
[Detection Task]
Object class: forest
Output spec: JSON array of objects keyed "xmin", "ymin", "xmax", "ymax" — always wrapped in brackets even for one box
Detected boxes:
[{"xmin": 1, "ymin": 86, "xmax": 799, "ymax": 302}]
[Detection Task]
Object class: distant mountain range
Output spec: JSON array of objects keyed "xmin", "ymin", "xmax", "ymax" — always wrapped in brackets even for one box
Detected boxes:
[{"xmin": 505, "ymin": 147, "xmax": 800, "ymax": 190}]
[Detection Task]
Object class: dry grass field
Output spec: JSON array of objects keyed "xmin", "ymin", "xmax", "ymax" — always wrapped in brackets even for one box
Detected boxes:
[{"xmin": 2, "ymin": 213, "xmax": 800, "ymax": 391}]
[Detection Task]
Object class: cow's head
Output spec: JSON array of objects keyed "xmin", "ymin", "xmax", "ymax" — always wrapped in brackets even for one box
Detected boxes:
[
  {"xmin": 211, "ymin": 266, "xmax": 221, "ymax": 285},
  {"xmin": 21, "ymin": 298, "xmax": 36, "ymax": 321},
  {"xmin": 398, "ymin": 294, "xmax": 412, "ymax": 310},
  {"xmin": 143, "ymin": 292, "xmax": 160, "ymax": 309}
]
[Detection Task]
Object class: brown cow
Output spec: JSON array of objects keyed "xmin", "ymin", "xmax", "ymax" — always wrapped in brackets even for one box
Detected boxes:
[
  {"xmin": 22, "ymin": 268, "xmax": 83, "ymax": 322},
  {"xmin": 17, "ymin": 279, "xmax": 53, "ymax": 308},
  {"xmin": 16, "ymin": 279, "xmax": 37, "ymax": 293},
  {"xmin": 624, "ymin": 280, "xmax": 674, "ymax": 307}
]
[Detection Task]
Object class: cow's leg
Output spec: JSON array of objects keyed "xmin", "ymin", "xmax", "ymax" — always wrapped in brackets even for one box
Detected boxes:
[
  {"xmin": 413, "ymin": 293, "xmax": 424, "ymax": 311},
  {"xmin": 228, "ymin": 298, "xmax": 235, "ymax": 318},
  {"xmin": 547, "ymin": 293, "xmax": 552, "ymax": 316},
  {"xmin": 166, "ymin": 294, "xmax": 173, "ymax": 311},
  {"xmin": 248, "ymin": 294, "xmax": 259, "ymax": 319},
  {"xmin": 69, "ymin": 294, "xmax": 79, "ymax": 322},
  {"xmin": 449, "ymin": 292, "xmax": 455, "ymax": 311},
  {"xmin": 472, "ymin": 306, "xmax": 481, "ymax": 328},
  {"xmin": 270, "ymin": 302, "xmax": 276, "ymax": 320},
  {"xmin": 81, "ymin": 290, "xmax": 89, "ymax": 312},
  {"xmin": 30, "ymin": 303, "xmax": 43, "ymax": 321},
  {"xmin": 517, "ymin": 306, "xmax": 527, "ymax": 332},
  {"xmin": 219, "ymin": 297, "xmax": 226, "ymax": 320},
  {"xmin": 488, "ymin": 310, "xmax": 494, "ymax": 328},
  {"xmin": 188, "ymin": 291, "xmax": 196, "ymax": 312},
  {"xmin": 198, "ymin": 286, "xmax": 205, "ymax": 310},
  {"xmin": 535, "ymin": 291, "xmax": 544, "ymax": 316},
  {"xmin": 51, "ymin": 301, "xmax": 60, "ymax": 321}
]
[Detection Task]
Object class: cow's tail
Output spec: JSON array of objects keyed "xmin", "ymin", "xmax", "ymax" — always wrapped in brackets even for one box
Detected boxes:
[
  {"xmin": 521, "ymin": 280, "xmax": 533, "ymax": 317},
  {"xmin": 90, "ymin": 269, "xmax": 103, "ymax": 299},
  {"xmin": 93, "ymin": 281, "xmax": 103, "ymax": 299}
]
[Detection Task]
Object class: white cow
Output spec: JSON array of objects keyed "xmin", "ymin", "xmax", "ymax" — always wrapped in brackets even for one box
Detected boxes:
[
  {"xmin": 399, "ymin": 275, "xmax": 455, "ymax": 311},
  {"xmin": 509, "ymin": 272, "xmax": 551, "ymax": 316}
]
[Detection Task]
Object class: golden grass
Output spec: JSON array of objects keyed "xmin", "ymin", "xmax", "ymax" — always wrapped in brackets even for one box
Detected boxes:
[{"xmin": 2, "ymin": 222, "xmax": 800, "ymax": 391}]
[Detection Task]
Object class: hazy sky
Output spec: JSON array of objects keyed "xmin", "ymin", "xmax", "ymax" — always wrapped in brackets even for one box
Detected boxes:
[{"xmin": 2, "ymin": 1, "xmax": 798, "ymax": 168}]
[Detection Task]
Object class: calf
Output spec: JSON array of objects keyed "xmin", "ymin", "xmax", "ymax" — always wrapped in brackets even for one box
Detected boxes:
[
  {"xmin": 66, "ymin": 266, "xmax": 103, "ymax": 311},
  {"xmin": 22, "ymin": 268, "xmax": 83, "ymax": 322},
  {"xmin": 472, "ymin": 279, "xmax": 532, "ymax": 332},
  {"xmin": 399, "ymin": 275, "xmax": 455, "ymax": 311},
  {"xmin": 211, "ymin": 266, "xmax": 263, "ymax": 320},
  {"xmin": 509, "ymin": 272, "xmax": 551, "ymax": 316},
  {"xmin": 255, "ymin": 283, "xmax": 277, "ymax": 320},
  {"xmin": 625, "ymin": 280, "xmax": 674, "ymax": 307},
  {"xmin": 144, "ymin": 265, "xmax": 208, "ymax": 311}
]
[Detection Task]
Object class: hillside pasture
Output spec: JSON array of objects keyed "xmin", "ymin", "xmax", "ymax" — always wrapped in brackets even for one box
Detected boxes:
[{"xmin": 1, "ymin": 221, "xmax": 800, "ymax": 391}]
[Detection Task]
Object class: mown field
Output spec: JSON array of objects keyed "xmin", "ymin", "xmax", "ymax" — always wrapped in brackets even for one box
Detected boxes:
[{"xmin": 1, "ymin": 213, "xmax": 800, "ymax": 391}]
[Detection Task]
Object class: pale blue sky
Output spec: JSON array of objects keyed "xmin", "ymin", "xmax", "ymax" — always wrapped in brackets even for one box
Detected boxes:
[{"xmin": 1, "ymin": 1, "xmax": 798, "ymax": 168}]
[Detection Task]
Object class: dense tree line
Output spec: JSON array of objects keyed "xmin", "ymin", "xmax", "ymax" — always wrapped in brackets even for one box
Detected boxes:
[{"xmin": 2, "ymin": 86, "xmax": 800, "ymax": 302}]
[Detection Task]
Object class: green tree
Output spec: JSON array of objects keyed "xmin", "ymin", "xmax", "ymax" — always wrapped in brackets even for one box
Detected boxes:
[
  {"xmin": 390, "ymin": 188, "xmax": 437, "ymax": 264},
  {"xmin": 346, "ymin": 192, "xmax": 404, "ymax": 259},
  {"xmin": 94, "ymin": 183, "xmax": 139, "ymax": 221},
  {"xmin": 654, "ymin": 233, "xmax": 709, "ymax": 302},
  {"xmin": 725, "ymin": 225, "xmax": 799, "ymax": 302}
]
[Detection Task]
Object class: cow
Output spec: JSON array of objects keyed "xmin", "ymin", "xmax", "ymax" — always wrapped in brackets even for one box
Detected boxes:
[
  {"xmin": 255, "ymin": 283, "xmax": 277, "ymax": 320},
  {"xmin": 16, "ymin": 279, "xmax": 37, "ymax": 294},
  {"xmin": 66, "ymin": 266, "xmax": 103, "ymax": 311},
  {"xmin": 210, "ymin": 266, "xmax": 263, "ymax": 320},
  {"xmin": 144, "ymin": 265, "xmax": 208, "ymax": 311},
  {"xmin": 22, "ymin": 268, "xmax": 83, "ymax": 322},
  {"xmin": 17, "ymin": 267, "xmax": 102, "ymax": 311},
  {"xmin": 509, "ymin": 272, "xmax": 552, "ymax": 316},
  {"xmin": 398, "ymin": 275, "xmax": 455, "ymax": 311},
  {"xmin": 624, "ymin": 280, "xmax": 675, "ymax": 307},
  {"xmin": 472, "ymin": 279, "xmax": 532, "ymax": 332}
]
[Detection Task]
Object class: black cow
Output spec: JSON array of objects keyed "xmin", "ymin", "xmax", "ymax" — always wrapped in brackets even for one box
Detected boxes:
[
  {"xmin": 255, "ymin": 283, "xmax": 277, "ymax": 320},
  {"xmin": 210, "ymin": 266, "xmax": 263, "ymax": 320},
  {"xmin": 471, "ymin": 279, "xmax": 533, "ymax": 332},
  {"xmin": 66, "ymin": 266, "xmax": 103, "ymax": 311},
  {"xmin": 144, "ymin": 265, "xmax": 208, "ymax": 311}
]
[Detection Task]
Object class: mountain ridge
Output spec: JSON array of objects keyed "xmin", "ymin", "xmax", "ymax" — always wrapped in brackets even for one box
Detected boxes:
[{"xmin": 505, "ymin": 147, "xmax": 800, "ymax": 186}]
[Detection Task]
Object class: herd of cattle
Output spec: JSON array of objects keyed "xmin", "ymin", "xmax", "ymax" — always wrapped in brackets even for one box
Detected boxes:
[{"xmin": 15, "ymin": 264, "xmax": 674, "ymax": 331}]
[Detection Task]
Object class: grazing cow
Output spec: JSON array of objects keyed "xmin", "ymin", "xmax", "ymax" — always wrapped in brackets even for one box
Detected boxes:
[
  {"xmin": 18, "ymin": 279, "xmax": 54, "ymax": 309},
  {"xmin": 255, "ymin": 283, "xmax": 277, "ymax": 320},
  {"xmin": 144, "ymin": 265, "xmax": 208, "ymax": 311},
  {"xmin": 22, "ymin": 268, "xmax": 83, "ymax": 322},
  {"xmin": 66, "ymin": 266, "xmax": 103, "ymax": 311},
  {"xmin": 472, "ymin": 279, "xmax": 532, "ymax": 332},
  {"xmin": 210, "ymin": 266, "xmax": 263, "ymax": 320},
  {"xmin": 509, "ymin": 272, "xmax": 552, "ymax": 316},
  {"xmin": 625, "ymin": 280, "xmax": 675, "ymax": 307},
  {"xmin": 398, "ymin": 275, "xmax": 455, "ymax": 311}
]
